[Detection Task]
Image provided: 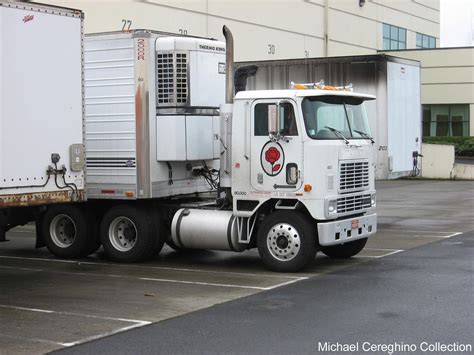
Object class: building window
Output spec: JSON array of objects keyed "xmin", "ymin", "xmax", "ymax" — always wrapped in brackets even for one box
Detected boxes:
[
  {"xmin": 416, "ymin": 33, "xmax": 436, "ymax": 48},
  {"xmin": 422, "ymin": 104, "xmax": 470, "ymax": 137},
  {"xmin": 383, "ymin": 23, "xmax": 406, "ymax": 50}
]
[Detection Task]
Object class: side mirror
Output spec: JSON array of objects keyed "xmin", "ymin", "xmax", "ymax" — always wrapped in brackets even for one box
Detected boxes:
[{"xmin": 268, "ymin": 104, "xmax": 279, "ymax": 136}]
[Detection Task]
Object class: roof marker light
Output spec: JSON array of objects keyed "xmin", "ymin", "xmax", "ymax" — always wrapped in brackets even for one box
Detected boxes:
[{"xmin": 290, "ymin": 80, "xmax": 353, "ymax": 92}]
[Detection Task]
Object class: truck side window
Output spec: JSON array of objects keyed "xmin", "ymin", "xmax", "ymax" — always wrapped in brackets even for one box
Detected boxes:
[
  {"xmin": 280, "ymin": 103, "xmax": 298, "ymax": 136},
  {"xmin": 254, "ymin": 103, "xmax": 269, "ymax": 136},
  {"xmin": 254, "ymin": 103, "xmax": 298, "ymax": 136}
]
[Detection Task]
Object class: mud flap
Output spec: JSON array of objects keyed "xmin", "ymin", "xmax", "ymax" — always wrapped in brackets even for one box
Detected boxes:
[{"xmin": 35, "ymin": 218, "xmax": 46, "ymax": 248}]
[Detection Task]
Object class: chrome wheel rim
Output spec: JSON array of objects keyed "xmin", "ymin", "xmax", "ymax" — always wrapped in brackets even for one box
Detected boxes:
[
  {"xmin": 108, "ymin": 217, "xmax": 137, "ymax": 252},
  {"xmin": 266, "ymin": 223, "xmax": 301, "ymax": 261},
  {"xmin": 50, "ymin": 214, "xmax": 76, "ymax": 248}
]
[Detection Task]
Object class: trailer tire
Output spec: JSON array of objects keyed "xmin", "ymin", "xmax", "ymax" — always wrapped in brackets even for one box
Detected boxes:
[
  {"xmin": 42, "ymin": 205, "xmax": 92, "ymax": 258},
  {"xmin": 257, "ymin": 211, "xmax": 317, "ymax": 272},
  {"xmin": 100, "ymin": 205, "xmax": 161, "ymax": 262},
  {"xmin": 321, "ymin": 237, "xmax": 368, "ymax": 258},
  {"xmin": 86, "ymin": 215, "xmax": 102, "ymax": 256}
]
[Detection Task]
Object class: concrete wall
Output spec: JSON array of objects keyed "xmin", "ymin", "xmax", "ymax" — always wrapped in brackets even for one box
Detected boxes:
[
  {"xmin": 35, "ymin": 0, "xmax": 439, "ymax": 62},
  {"xmin": 421, "ymin": 143, "xmax": 454, "ymax": 179},
  {"xmin": 453, "ymin": 163, "xmax": 474, "ymax": 180}
]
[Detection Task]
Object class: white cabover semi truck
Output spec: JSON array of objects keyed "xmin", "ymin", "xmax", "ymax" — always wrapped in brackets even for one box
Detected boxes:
[{"xmin": 1, "ymin": 1, "xmax": 377, "ymax": 272}]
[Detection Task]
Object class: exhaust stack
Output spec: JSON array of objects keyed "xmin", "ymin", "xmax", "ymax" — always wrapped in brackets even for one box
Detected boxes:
[
  {"xmin": 219, "ymin": 26, "xmax": 234, "ymax": 190},
  {"xmin": 223, "ymin": 25, "xmax": 234, "ymax": 104}
]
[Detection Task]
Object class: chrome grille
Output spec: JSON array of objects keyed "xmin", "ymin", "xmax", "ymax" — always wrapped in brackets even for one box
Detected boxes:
[
  {"xmin": 156, "ymin": 53, "xmax": 174, "ymax": 104},
  {"xmin": 337, "ymin": 194, "xmax": 371, "ymax": 214},
  {"xmin": 339, "ymin": 160, "xmax": 369, "ymax": 193}
]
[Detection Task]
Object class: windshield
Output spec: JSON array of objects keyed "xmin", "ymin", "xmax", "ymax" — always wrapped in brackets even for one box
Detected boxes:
[{"xmin": 302, "ymin": 96, "xmax": 372, "ymax": 140}]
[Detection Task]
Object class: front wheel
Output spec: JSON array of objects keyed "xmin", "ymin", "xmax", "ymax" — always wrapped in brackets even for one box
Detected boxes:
[
  {"xmin": 321, "ymin": 238, "xmax": 368, "ymax": 258},
  {"xmin": 257, "ymin": 211, "xmax": 317, "ymax": 272}
]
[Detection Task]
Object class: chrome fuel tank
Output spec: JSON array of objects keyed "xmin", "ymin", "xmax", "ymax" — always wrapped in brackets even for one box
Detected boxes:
[{"xmin": 171, "ymin": 208, "xmax": 246, "ymax": 251}]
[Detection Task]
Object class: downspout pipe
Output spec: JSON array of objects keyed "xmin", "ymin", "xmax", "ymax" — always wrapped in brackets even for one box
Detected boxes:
[{"xmin": 223, "ymin": 25, "xmax": 234, "ymax": 103}]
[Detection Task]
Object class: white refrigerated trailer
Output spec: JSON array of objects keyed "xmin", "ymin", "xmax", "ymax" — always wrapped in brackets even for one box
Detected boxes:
[
  {"xmin": 0, "ymin": 1, "xmax": 85, "ymax": 242},
  {"xmin": 1, "ymin": 4, "xmax": 378, "ymax": 271},
  {"xmin": 235, "ymin": 55, "xmax": 422, "ymax": 180}
]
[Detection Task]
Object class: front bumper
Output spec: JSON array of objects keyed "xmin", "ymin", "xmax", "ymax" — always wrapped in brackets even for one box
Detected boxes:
[{"xmin": 317, "ymin": 213, "xmax": 377, "ymax": 246}]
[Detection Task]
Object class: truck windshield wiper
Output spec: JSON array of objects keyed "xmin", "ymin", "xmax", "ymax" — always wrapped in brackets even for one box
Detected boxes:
[
  {"xmin": 324, "ymin": 126, "xmax": 350, "ymax": 145},
  {"xmin": 353, "ymin": 129, "xmax": 375, "ymax": 144}
]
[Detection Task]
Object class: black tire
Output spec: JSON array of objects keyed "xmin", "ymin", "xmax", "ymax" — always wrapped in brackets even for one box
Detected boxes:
[
  {"xmin": 321, "ymin": 238, "xmax": 368, "ymax": 259},
  {"xmin": 257, "ymin": 211, "xmax": 317, "ymax": 272},
  {"xmin": 85, "ymin": 209, "xmax": 102, "ymax": 256},
  {"xmin": 150, "ymin": 210, "xmax": 166, "ymax": 257},
  {"xmin": 42, "ymin": 204, "xmax": 93, "ymax": 258},
  {"xmin": 100, "ymin": 205, "xmax": 163, "ymax": 262}
]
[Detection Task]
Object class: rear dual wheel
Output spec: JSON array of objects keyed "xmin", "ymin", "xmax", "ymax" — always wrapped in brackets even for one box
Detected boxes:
[
  {"xmin": 257, "ymin": 211, "xmax": 317, "ymax": 272},
  {"xmin": 42, "ymin": 204, "xmax": 100, "ymax": 258},
  {"xmin": 100, "ymin": 205, "xmax": 165, "ymax": 262}
]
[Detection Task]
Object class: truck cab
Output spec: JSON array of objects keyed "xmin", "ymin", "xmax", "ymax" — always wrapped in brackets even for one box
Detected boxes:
[{"xmin": 220, "ymin": 85, "xmax": 377, "ymax": 271}]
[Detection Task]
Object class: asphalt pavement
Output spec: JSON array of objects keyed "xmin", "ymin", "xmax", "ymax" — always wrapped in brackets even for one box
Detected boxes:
[
  {"xmin": 56, "ymin": 231, "xmax": 474, "ymax": 355},
  {"xmin": 0, "ymin": 180, "xmax": 473, "ymax": 354}
]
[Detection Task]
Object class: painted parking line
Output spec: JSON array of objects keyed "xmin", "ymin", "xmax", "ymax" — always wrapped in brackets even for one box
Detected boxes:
[
  {"xmin": 360, "ymin": 232, "xmax": 464, "ymax": 259},
  {"xmin": 0, "ymin": 256, "xmax": 307, "ymax": 291},
  {"xmin": 62, "ymin": 321, "xmax": 149, "ymax": 347},
  {"xmin": 0, "ymin": 304, "xmax": 151, "ymax": 348},
  {"xmin": 0, "ymin": 333, "xmax": 69, "ymax": 348},
  {"xmin": 379, "ymin": 229, "xmax": 462, "ymax": 235},
  {"xmin": 376, "ymin": 231, "xmax": 463, "ymax": 239},
  {"xmin": 360, "ymin": 248, "xmax": 405, "ymax": 258},
  {"xmin": 139, "ymin": 276, "xmax": 308, "ymax": 290},
  {"xmin": 401, "ymin": 232, "xmax": 463, "ymax": 239},
  {"xmin": 0, "ymin": 255, "xmax": 302, "ymax": 280},
  {"xmin": 0, "ymin": 264, "xmax": 269, "ymax": 290},
  {"xmin": 0, "ymin": 304, "xmax": 150, "ymax": 325}
]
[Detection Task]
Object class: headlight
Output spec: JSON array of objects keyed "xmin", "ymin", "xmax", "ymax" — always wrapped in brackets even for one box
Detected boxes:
[
  {"xmin": 371, "ymin": 193, "xmax": 376, "ymax": 206},
  {"xmin": 328, "ymin": 200, "xmax": 337, "ymax": 214}
]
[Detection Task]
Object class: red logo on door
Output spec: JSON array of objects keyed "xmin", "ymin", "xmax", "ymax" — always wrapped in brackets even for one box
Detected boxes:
[
  {"xmin": 23, "ymin": 15, "xmax": 34, "ymax": 23},
  {"xmin": 261, "ymin": 142, "xmax": 285, "ymax": 176}
]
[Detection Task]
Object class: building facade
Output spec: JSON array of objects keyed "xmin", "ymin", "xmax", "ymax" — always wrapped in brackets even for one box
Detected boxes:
[
  {"xmin": 382, "ymin": 47, "xmax": 474, "ymax": 137},
  {"xmin": 38, "ymin": 0, "xmax": 440, "ymax": 61},
  {"xmin": 40, "ymin": 0, "xmax": 468, "ymax": 137}
]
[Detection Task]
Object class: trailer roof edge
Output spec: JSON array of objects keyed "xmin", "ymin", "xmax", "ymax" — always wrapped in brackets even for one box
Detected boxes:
[
  {"xmin": 235, "ymin": 54, "xmax": 420, "ymax": 68},
  {"xmin": 0, "ymin": 1, "xmax": 83, "ymax": 17}
]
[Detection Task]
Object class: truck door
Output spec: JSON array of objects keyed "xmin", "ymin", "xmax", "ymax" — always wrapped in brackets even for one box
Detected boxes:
[{"xmin": 250, "ymin": 100, "xmax": 303, "ymax": 192}]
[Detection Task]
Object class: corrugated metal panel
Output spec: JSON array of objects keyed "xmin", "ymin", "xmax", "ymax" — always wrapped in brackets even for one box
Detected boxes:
[{"xmin": 84, "ymin": 36, "xmax": 137, "ymax": 194}]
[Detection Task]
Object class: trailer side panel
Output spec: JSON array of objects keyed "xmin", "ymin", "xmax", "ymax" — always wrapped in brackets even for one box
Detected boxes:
[{"xmin": 0, "ymin": 2, "xmax": 84, "ymax": 207}]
